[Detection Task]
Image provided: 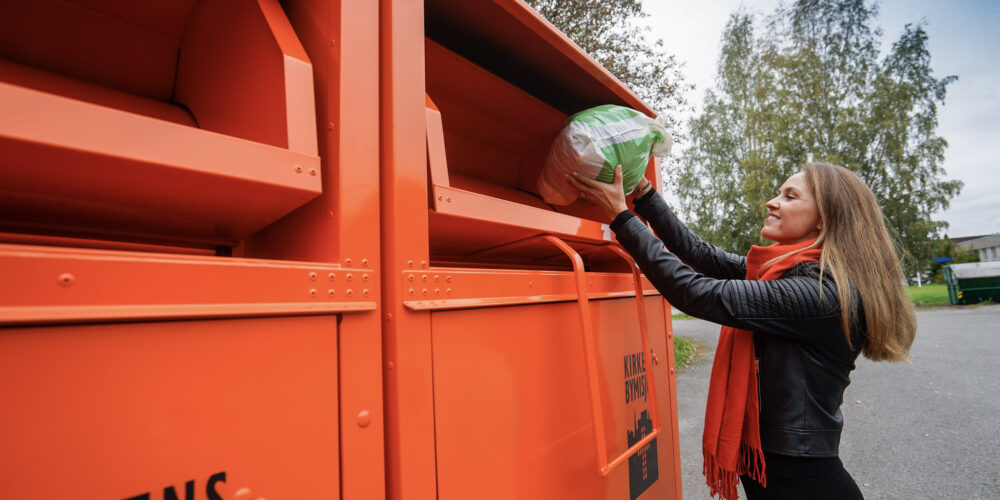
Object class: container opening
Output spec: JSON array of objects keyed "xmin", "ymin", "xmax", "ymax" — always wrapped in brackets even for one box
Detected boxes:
[
  {"xmin": 0, "ymin": 0, "xmax": 317, "ymax": 151},
  {"xmin": 0, "ymin": 0, "xmax": 321, "ymax": 247},
  {"xmin": 423, "ymin": 0, "xmax": 658, "ymax": 270},
  {"xmin": 424, "ymin": 38, "xmax": 655, "ymax": 269}
]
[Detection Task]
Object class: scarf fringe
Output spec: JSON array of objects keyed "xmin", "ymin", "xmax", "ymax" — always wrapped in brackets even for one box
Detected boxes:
[
  {"xmin": 703, "ymin": 452, "xmax": 739, "ymax": 500},
  {"xmin": 739, "ymin": 441, "xmax": 766, "ymax": 487},
  {"xmin": 703, "ymin": 444, "xmax": 767, "ymax": 500}
]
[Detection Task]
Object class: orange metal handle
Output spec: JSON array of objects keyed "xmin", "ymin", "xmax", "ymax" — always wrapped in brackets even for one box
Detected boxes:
[
  {"xmin": 539, "ymin": 235, "xmax": 661, "ymax": 477},
  {"xmin": 601, "ymin": 243, "xmax": 662, "ymax": 473}
]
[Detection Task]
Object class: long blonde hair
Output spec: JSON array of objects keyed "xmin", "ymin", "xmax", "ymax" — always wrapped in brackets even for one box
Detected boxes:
[{"xmin": 801, "ymin": 162, "xmax": 916, "ymax": 362}]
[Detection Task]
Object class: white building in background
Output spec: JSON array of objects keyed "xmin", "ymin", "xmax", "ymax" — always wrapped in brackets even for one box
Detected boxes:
[{"xmin": 955, "ymin": 234, "xmax": 1000, "ymax": 262}]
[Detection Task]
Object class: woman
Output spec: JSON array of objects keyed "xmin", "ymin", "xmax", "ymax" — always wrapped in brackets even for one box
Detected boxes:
[{"xmin": 568, "ymin": 162, "xmax": 915, "ymax": 500}]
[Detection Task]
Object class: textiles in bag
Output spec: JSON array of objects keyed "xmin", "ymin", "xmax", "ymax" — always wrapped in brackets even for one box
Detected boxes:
[{"xmin": 537, "ymin": 104, "xmax": 672, "ymax": 206}]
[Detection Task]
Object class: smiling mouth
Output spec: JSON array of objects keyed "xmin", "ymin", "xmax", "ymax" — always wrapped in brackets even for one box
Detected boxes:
[{"xmin": 766, "ymin": 215, "xmax": 780, "ymax": 222}]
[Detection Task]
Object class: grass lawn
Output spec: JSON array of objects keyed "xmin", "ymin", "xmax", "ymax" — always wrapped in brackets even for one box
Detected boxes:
[
  {"xmin": 907, "ymin": 283, "xmax": 950, "ymax": 307},
  {"xmin": 673, "ymin": 337, "xmax": 696, "ymax": 369}
]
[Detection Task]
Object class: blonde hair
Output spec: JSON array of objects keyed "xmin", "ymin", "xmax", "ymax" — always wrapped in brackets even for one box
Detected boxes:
[{"xmin": 798, "ymin": 162, "xmax": 916, "ymax": 361}]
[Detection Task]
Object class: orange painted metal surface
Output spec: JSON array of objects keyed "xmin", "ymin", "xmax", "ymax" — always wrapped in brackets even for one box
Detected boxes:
[
  {"xmin": 1, "ymin": 0, "xmax": 681, "ymax": 498},
  {"xmin": 1, "ymin": 0, "xmax": 383, "ymax": 497},
  {"xmin": 0, "ymin": 316, "xmax": 341, "ymax": 499},
  {"xmin": 380, "ymin": 0, "xmax": 440, "ymax": 497},
  {"xmin": 0, "ymin": 0, "xmax": 322, "ymax": 246},
  {"xmin": 540, "ymin": 235, "xmax": 662, "ymax": 477},
  {"xmin": 0, "ymin": 243, "xmax": 375, "ymax": 325},
  {"xmin": 386, "ymin": 0, "xmax": 682, "ymax": 497},
  {"xmin": 430, "ymin": 297, "xmax": 677, "ymax": 499}
]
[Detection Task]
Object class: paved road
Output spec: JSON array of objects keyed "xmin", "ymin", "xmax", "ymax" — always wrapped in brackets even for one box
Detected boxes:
[{"xmin": 671, "ymin": 305, "xmax": 1000, "ymax": 499}]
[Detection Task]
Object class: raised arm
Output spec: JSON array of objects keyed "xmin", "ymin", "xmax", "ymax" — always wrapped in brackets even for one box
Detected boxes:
[
  {"xmin": 614, "ymin": 214, "xmax": 847, "ymax": 350},
  {"xmin": 629, "ymin": 187, "xmax": 746, "ymax": 279}
]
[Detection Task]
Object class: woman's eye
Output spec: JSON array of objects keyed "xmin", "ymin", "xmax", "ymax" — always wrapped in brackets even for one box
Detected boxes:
[{"xmin": 784, "ymin": 194, "xmax": 796, "ymax": 200}]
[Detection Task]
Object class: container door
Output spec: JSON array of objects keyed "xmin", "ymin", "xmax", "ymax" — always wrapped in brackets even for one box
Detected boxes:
[
  {"xmin": 430, "ymin": 296, "xmax": 678, "ymax": 499},
  {"xmin": 0, "ymin": 315, "xmax": 340, "ymax": 499}
]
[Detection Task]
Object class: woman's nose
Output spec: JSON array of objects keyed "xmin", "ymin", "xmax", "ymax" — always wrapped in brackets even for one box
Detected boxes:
[{"xmin": 765, "ymin": 197, "xmax": 779, "ymax": 209}]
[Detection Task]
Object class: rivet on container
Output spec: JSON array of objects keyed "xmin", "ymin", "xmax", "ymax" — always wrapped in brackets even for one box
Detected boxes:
[
  {"xmin": 408, "ymin": 288, "xmax": 415, "ymax": 296},
  {"xmin": 309, "ymin": 168, "xmax": 318, "ymax": 176},
  {"xmin": 309, "ymin": 272, "xmax": 317, "ymax": 281},
  {"xmin": 58, "ymin": 273, "xmax": 75, "ymax": 286},
  {"xmin": 408, "ymin": 274, "xmax": 414, "ymax": 282},
  {"xmin": 422, "ymin": 288, "xmax": 428, "ymax": 295},
  {"xmin": 346, "ymin": 289, "xmax": 353, "ymax": 296},
  {"xmin": 294, "ymin": 165, "xmax": 303, "ymax": 173},
  {"xmin": 328, "ymin": 272, "xmax": 336, "ymax": 281},
  {"xmin": 328, "ymin": 289, "xmax": 335, "ymax": 296},
  {"xmin": 362, "ymin": 273, "xmax": 369, "ymax": 281},
  {"xmin": 434, "ymin": 288, "xmax": 440, "ymax": 295},
  {"xmin": 363, "ymin": 289, "xmax": 369, "ymax": 296},
  {"xmin": 309, "ymin": 289, "xmax": 317, "ymax": 297},
  {"xmin": 407, "ymin": 260, "xmax": 414, "ymax": 268},
  {"xmin": 362, "ymin": 258, "xmax": 369, "ymax": 267},
  {"xmin": 421, "ymin": 274, "xmax": 427, "ymax": 282},
  {"xmin": 346, "ymin": 258, "xmax": 352, "ymax": 265},
  {"xmin": 357, "ymin": 410, "xmax": 371, "ymax": 428},
  {"xmin": 420, "ymin": 260, "xmax": 428, "ymax": 268},
  {"xmin": 346, "ymin": 273, "xmax": 353, "ymax": 281}
]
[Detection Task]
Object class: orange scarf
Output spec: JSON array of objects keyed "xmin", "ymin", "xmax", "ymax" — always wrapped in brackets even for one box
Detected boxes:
[{"xmin": 702, "ymin": 238, "xmax": 822, "ymax": 500}]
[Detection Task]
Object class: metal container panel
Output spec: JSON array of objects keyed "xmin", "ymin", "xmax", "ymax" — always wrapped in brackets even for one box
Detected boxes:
[
  {"xmin": 0, "ymin": 315, "xmax": 340, "ymax": 499},
  {"xmin": 430, "ymin": 296, "xmax": 680, "ymax": 500}
]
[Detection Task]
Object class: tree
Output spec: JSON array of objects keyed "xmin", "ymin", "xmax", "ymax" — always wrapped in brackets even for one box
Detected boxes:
[
  {"xmin": 677, "ymin": 12, "xmax": 785, "ymax": 252},
  {"xmin": 523, "ymin": 0, "xmax": 691, "ymax": 133},
  {"xmin": 929, "ymin": 237, "xmax": 979, "ymax": 284},
  {"xmin": 676, "ymin": 0, "xmax": 962, "ymax": 273}
]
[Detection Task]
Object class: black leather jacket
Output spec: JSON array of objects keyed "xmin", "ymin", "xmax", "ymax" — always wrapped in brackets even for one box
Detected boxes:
[{"xmin": 610, "ymin": 190, "xmax": 866, "ymax": 457}]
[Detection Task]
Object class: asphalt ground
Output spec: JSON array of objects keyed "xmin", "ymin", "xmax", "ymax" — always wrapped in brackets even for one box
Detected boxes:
[{"xmin": 671, "ymin": 304, "xmax": 1000, "ymax": 499}]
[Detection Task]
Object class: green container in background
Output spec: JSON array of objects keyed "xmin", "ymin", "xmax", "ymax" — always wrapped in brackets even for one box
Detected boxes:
[{"xmin": 944, "ymin": 262, "xmax": 1000, "ymax": 305}]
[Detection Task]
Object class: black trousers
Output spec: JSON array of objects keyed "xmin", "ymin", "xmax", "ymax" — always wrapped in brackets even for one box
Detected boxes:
[{"xmin": 739, "ymin": 452, "xmax": 863, "ymax": 500}]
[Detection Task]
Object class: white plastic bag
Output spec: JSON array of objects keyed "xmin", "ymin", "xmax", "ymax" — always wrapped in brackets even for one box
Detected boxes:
[{"xmin": 537, "ymin": 105, "xmax": 672, "ymax": 206}]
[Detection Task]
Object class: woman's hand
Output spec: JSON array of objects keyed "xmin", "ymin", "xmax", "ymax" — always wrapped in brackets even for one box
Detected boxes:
[{"xmin": 566, "ymin": 165, "xmax": 629, "ymax": 223}]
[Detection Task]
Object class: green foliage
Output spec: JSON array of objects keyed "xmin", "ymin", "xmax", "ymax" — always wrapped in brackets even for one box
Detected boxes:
[
  {"xmin": 675, "ymin": 0, "xmax": 962, "ymax": 271},
  {"xmin": 523, "ymin": 0, "xmax": 692, "ymax": 133},
  {"xmin": 928, "ymin": 237, "xmax": 980, "ymax": 283},
  {"xmin": 906, "ymin": 283, "xmax": 949, "ymax": 307},
  {"xmin": 672, "ymin": 336, "xmax": 697, "ymax": 369}
]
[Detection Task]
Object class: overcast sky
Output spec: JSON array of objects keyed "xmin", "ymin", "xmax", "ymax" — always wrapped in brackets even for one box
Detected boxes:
[{"xmin": 643, "ymin": 0, "xmax": 999, "ymax": 238}]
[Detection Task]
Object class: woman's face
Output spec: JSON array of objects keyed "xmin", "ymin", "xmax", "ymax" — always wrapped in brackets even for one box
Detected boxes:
[{"xmin": 761, "ymin": 172, "xmax": 822, "ymax": 244}]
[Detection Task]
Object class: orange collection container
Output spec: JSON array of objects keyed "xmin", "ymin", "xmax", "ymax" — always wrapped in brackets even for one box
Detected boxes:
[{"xmin": 0, "ymin": 1, "xmax": 682, "ymax": 499}]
